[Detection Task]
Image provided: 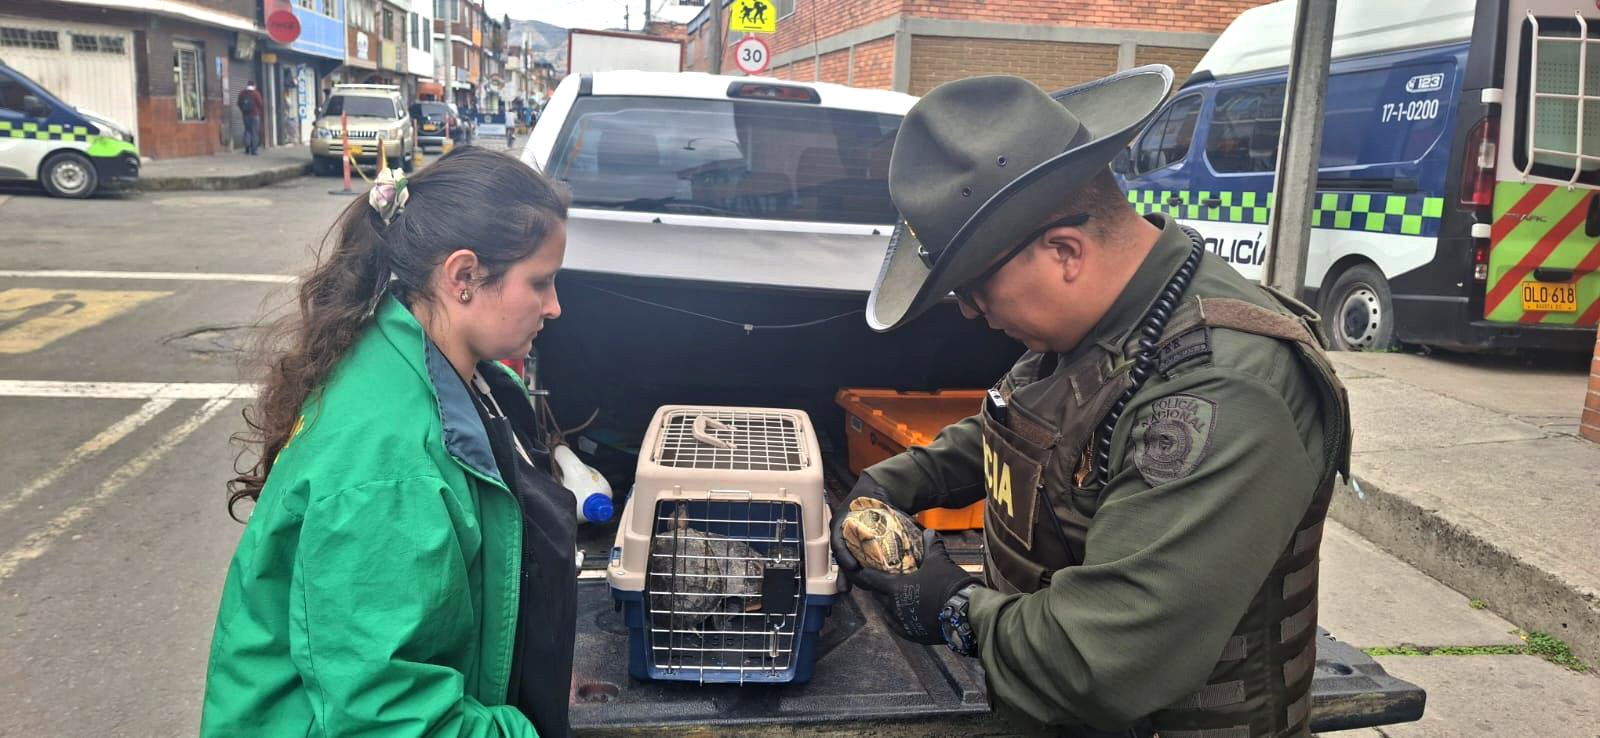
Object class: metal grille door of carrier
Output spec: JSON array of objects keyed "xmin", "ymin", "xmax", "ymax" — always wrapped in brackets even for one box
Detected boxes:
[
  {"xmin": 0, "ymin": 17, "xmax": 137, "ymax": 143},
  {"xmin": 646, "ymin": 498, "xmax": 807, "ymax": 683}
]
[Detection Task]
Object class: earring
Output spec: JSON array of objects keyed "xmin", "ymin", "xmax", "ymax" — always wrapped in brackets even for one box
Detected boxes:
[{"xmin": 459, "ymin": 288, "xmax": 472, "ymax": 304}]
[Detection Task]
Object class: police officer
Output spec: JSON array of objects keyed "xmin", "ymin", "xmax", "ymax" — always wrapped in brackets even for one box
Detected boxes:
[{"xmin": 830, "ymin": 67, "xmax": 1352, "ymax": 738}]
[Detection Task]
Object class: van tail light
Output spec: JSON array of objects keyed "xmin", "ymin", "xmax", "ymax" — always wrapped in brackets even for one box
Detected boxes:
[
  {"xmin": 1460, "ymin": 117, "xmax": 1498, "ymax": 207},
  {"xmin": 1473, "ymin": 243, "xmax": 1489, "ymax": 281}
]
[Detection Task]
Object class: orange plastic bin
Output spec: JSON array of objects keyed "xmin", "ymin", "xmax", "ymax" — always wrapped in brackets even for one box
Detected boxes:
[{"xmin": 835, "ymin": 388, "xmax": 988, "ymax": 531}]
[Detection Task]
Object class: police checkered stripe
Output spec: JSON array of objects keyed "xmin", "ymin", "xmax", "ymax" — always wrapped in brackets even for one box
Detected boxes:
[
  {"xmin": 0, "ymin": 120, "xmax": 92, "ymax": 142},
  {"xmin": 1127, "ymin": 189, "xmax": 1445, "ymax": 237}
]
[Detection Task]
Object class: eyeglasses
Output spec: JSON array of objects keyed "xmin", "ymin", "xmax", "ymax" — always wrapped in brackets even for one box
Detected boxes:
[{"xmin": 949, "ymin": 213, "xmax": 1089, "ymax": 314}]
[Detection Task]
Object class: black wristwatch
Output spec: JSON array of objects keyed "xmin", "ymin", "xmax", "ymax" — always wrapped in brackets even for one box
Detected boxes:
[{"xmin": 939, "ymin": 584, "xmax": 981, "ymax": 657}]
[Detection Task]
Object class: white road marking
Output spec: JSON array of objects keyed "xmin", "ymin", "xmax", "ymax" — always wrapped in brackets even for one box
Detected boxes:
[
  {"xmin": 0, "ymin": 397, "xmax": 233, "ymax": 582},
  {"xmin": 0, "ymin": 398, "xmax": 176, "ymax": 519},
  {"xmin": 0, "ymin": 270, "xmax": 294, "ymax": 284},
  {"xmin": 0, "ymin": 380, "xmax": 257, "ymax": 399}
]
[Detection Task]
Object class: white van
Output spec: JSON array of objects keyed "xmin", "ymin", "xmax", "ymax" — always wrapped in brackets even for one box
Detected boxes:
[{"xmin": 0, "ymin": 59, "xmax": 139, "ymax": 198}]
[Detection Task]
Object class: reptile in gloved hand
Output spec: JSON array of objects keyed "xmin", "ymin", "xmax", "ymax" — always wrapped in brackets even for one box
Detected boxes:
[{"xmin": 830, "ymin": 476, "xmax": 979, "ymax": 647}]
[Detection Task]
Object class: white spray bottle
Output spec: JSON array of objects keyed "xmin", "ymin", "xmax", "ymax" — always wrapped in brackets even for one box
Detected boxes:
[{"xmin": 552, "ymin": 443, "xmax": 614, "ymax": 524}]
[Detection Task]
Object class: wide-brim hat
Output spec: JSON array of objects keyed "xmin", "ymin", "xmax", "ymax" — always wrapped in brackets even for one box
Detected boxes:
[{"xmin": 866, "ymin": 65, "xmax": 1174, "ymax": 332}]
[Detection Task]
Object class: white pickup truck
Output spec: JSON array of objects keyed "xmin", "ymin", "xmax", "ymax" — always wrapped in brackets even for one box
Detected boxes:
[{"xmin": 519, "ymin": 71, "xmax": 1024, "ymax": 458}]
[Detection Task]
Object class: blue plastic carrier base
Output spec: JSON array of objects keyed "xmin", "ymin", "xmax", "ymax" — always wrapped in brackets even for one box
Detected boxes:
[
  {"xmin": 612, "ymin": 588, "xmax": 834, "ymax": 684},
  {"xmin": 611, "ymin": 497, "xmax": 832, "ymax": 685}
]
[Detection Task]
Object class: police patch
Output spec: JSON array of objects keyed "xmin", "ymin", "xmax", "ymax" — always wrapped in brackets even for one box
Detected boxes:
[{"xmin": 1132, "ymin": 395, "xmax": 1217, "ymax": 485}]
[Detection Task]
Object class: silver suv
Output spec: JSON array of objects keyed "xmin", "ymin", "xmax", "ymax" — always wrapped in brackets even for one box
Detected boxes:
[{"xmin": 310, "ymin": 85, "xmax": 414, "ymax": 174}]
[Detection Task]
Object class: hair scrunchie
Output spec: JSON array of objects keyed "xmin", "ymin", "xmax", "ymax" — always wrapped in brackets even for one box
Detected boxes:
[{"xmin": 368, "ymin": 168, "xmax": 409, "ymax": 226}]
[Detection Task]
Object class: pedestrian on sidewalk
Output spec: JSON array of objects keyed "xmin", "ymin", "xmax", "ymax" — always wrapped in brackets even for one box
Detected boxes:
[
  {"xmin": 237, "ymin": 81, "xmax": 265, "ymax": 155},
  {"xmin": 202, "ymin": 147, "xmax": 576, "ymax": 738},
  {"xmin": 832, "ymin": 67, "xmax": 1353, "ymax": 738}
]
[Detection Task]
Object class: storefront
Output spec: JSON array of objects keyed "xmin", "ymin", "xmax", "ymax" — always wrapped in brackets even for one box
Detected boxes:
[{"xmin": 262, "ymin": 3, "xmax": 345, "ymax": 146}]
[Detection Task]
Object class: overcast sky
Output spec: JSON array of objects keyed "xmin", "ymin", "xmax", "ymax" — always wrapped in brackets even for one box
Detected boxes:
[{"xmin": 483, "ymin": 0, "xmax": 702, "ymax": 31}]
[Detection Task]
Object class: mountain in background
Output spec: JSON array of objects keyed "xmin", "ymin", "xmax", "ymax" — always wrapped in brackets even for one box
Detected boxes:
[{"xmin": 509, "ymin": 19, "xmax": 571, "ymax": 71}]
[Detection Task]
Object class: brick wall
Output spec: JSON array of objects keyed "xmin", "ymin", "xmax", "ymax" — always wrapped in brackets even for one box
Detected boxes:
[
  {"xmin": 1583, "ymin": 331, "xmax": 1600, "ymax": 444},
  {"xmin": 909, "ymin": 36, "xmax": 1117, "ymax": 95},
  {"xmin": 138, "ymin": 97, "xmax": 226, "ymax": 158},
  {"xmin": 897, "ymin": 0, "xmax": 1263, "ymax": 33},
  {"xmin": 1135, "ymin": 45, "xmax": 1209, "ymax": 86},
  {"xmin": 818, "ymin": 48, "xmax": 850, "ymax": 84},
  {"xmin": 853, "ymin": 36, "xmax": 895, "ymax": 89}
]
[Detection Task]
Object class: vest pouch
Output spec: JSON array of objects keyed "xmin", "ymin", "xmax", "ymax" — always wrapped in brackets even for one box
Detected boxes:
[{"xmin": 979, "ymin": 398, "xmax": 1051, "ymax": 552}]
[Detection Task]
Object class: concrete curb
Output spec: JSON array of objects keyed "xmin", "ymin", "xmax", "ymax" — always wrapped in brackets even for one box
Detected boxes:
[
  {"xmin": 133, "ymin": 162, "xmax": 312, "ymax": 192},
  {"xmin": 1329, "ymin": 475, "xmax": 1600, "ymax": 670}
]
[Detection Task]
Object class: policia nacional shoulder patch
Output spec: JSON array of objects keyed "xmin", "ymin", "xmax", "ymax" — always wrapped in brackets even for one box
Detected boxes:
[{"xmin": 1132, "ymin": 394, "xmax": 1217, "ymax": 485}]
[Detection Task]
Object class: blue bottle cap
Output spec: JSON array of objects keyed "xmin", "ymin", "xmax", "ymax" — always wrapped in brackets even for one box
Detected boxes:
[{"xmin": 582, "ymin": 493, "xmax": 613, "ymax": 523}]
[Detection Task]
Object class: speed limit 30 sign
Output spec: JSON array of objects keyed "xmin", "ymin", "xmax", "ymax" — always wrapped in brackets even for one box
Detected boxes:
[{"xmin": 734, "ymin": 36, "xmax": 771, "ymax": 75}]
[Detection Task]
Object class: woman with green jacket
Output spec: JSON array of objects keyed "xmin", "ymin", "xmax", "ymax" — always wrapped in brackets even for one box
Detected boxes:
[{"xmin": 202, "ymin": 146, "xmax": 575, "ymax": 737}]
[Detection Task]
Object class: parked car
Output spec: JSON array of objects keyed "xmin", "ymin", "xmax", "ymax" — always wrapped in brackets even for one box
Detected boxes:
[
  {"xmin": 310, "ymin": 84, "xmax": 414, "ymax": 175},
  {"xmin": 0, "ymin": 60, "xmax": 139, "ymax": 198},
  {"xmin": 411, "ymin": 100, "xmax": 464, "ymax": 150}
]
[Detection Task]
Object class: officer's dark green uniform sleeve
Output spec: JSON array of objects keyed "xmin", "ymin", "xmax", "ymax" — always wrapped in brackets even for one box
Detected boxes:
[
  {"xmin": 860, "ymin": 415, "xmax": 986, "ymax": 513},
  {"xmin": 967, "ymin": 368, "xmax": 1323, "ymax": 730}
]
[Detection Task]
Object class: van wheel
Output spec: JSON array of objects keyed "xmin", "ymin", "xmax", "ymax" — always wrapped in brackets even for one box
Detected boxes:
[
  {"xmin": 41, "ymin": 152, "xmax": 97, "ymax": 198},
  {"xmin": 1322, "ymin": 264, "xmax": 1396, "ymax": 351}
]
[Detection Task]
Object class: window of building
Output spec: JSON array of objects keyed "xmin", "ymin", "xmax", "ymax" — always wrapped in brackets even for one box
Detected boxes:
[
  {"xmin": 383, "ymin": 7, "xmax": 395, "ymax": 41},
  {"xmin": 1, "ymin": 27, "xmax": 59, "ymax": 50},
  {"xmin": 777, "ymin": 0, "xmax": 796, "ymax": 20},
  {"xmin": 173, "ymin": 41, "xmax": 205, "ymax": 122},
  {"xmin": 1205, "ymin": 84, "xmax": 1283, "ymax": 174},
  {"xmin": 99, "ymin": 35, "xmax": 126, "ymax": 54},
  {"xmin": 1133, "ymin": 94, "xmax": 1202, "ymax": 174},
  {"xmin": 70, "ymin": 33, "xmax": 99, "ymax": 52},
  {"xmin": 1512, "ymin": 15, "xmax": 1600, "ymax": 186},
  {"xmin": 297, "ymin": 0, "xmax": 314, "ymax": 11}
]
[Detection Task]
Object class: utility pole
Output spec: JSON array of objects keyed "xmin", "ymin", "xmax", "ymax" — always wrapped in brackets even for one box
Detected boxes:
[
  {"xmin": 644, "ymin": 0, "xmax": 652, "ymax": 30},
  {"xmin": 708, "ymin": 0, "xmax": 722, "ymax": 73},
  {"xmin": 1263, "ymin": 0, "xmax": 1337, "ymax": 300},
  {"xmin": 624, "ymin": 4, "xmax": 630, "ymax": 31}
]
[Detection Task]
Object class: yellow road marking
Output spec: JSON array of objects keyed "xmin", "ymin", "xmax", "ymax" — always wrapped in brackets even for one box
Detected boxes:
[{"xmin": 0, "ymin": 288, "xmax": 171, "ymax": 354}]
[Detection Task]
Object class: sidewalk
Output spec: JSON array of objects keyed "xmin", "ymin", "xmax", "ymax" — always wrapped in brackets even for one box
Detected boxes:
[
  {"xmin": 136, "ymin": 144, "xmax": 312, "ymax": 192},
  {"xmin": 1328, "ymin": 349, "xmax": 1600, "ymax": 669}
]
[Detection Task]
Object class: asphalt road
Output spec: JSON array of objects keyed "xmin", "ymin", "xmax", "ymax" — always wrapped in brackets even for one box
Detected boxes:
[{"xmin": 0, "ymin": 171, "xmax": 356, "ymax": 735}]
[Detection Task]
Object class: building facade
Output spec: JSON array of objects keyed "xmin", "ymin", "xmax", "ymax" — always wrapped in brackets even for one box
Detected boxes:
[
  {"xmin": 263, "ymin": 0, "xmax": 348, "ymax": 147},
  {"xmin": 683, "ymin": 0, "xmax": 1268, "ymax": 95},
  {"xmin": 2, "ymin": 0, "xmax": 264, "ymax": 159}
]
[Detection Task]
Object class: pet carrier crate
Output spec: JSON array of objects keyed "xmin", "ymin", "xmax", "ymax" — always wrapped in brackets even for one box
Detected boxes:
[{"xmin": 607, "ymin": 405, "xmax": 840, "ymax": 684}]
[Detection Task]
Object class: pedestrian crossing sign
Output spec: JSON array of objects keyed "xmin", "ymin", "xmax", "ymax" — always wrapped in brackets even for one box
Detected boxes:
[{"xmin": 729, "ymin": 0, "xmax": 776, "ymax": 33}]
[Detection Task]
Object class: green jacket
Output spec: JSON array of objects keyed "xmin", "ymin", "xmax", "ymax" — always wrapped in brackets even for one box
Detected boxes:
[
  {"xmin": 202, "ymin": 295, "xmax": 537, "ymax": 737},
  {"xmin": 866, "ymin": 215, "xmax": 1340, "ymax": 732}
]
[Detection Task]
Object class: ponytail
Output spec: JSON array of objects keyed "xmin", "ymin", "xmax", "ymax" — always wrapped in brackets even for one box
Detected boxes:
[
  {"xmin": 229, "ymin": 146, "xmax": 569, "ymax": 520},
  {"xmin": 228, "ymin": 199, "xmax": 389, "ymax": 519}
]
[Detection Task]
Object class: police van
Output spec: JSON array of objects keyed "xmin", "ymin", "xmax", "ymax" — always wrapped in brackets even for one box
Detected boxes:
[
  {"xmin": 1119, "ymin": 0, "xmax": 1598, "ymax": 352},
  {"xmin": 0, "ymin": 59, "xmax": 139, "ymax": 198}
]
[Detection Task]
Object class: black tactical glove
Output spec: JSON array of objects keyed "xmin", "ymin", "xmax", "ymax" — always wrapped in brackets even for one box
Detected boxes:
[
  {"xmin": 830, "ymin": 474, "xmax": 892, "ymax": 574},
  {"xmin": 854, "ymin": 529, "xmax": 980, "ymax": 646}
]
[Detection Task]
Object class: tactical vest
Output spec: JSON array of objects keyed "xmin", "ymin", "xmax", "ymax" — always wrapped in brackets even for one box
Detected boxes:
[{"xmin": 979, "ymin": 284, "xmax": 1352, "ymax": 738}]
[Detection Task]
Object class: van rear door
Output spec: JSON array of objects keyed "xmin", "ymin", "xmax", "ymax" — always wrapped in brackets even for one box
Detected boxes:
[{"xmin": 1490, "ymin": 2, "xmax": 1600, "ymax": 329}]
